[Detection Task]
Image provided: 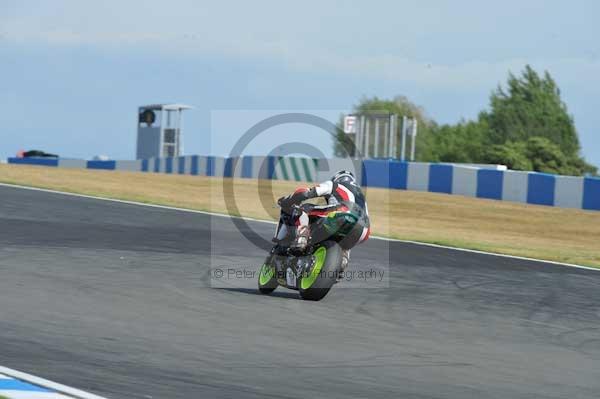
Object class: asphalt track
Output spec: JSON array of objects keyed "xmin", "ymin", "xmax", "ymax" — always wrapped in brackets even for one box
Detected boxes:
[{"xmin": 1, "ymin": 184, "xmax": 600, "ymax": 399}]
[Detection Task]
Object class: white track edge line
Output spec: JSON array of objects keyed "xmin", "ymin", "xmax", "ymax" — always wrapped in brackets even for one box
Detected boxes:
[
  {"xmin": 0, "ymin": 366, "xmax": 107, "ymax": 399},
  {"xmin": 1, "ymin": 182, "xmax": 597, "ymax": 272}
]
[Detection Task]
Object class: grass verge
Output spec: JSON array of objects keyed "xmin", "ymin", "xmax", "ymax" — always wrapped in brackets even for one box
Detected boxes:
[{"xmin": 1, "ymin": 163, "xmax": 599, "ymax": 267}]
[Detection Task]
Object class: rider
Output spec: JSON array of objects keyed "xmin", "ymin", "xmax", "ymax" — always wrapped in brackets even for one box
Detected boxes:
[{"xmin": 275, "ymin": 170, "xmax": 370, "ymax": 274}]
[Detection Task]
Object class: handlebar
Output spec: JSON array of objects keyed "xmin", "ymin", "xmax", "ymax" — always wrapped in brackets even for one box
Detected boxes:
[{"xmin": 275, "ymin": 200, "xmax": 310, "ymax": 213}]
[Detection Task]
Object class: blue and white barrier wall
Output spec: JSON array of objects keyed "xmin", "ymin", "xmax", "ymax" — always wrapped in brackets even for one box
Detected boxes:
[
  {"xmin": 359, "ymin": 159, "xmax": 600, "ymax": 211},
  {"xmin": 7, "ymin": 156, "xmax": 600, "ymax": 211}
]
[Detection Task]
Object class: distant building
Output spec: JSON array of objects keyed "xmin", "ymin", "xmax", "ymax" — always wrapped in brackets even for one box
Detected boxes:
[{"xmin": 136, "ymin": 104, "xmax": 192, "ymax": 159}]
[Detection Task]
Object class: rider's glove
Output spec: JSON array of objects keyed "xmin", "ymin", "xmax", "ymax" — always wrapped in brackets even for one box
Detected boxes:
[{"xmin": 277, "ymin": 195, "xmax": 296, "ymax": 211}]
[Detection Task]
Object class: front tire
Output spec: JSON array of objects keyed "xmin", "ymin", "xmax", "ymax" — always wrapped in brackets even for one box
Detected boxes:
[
  {"xmin": 258, "ymin": 260, "xmax": 278, "ymax": 294},
  {"xmin": 298, "ymin": 241, "xmax": 341, "ymax": 301}
]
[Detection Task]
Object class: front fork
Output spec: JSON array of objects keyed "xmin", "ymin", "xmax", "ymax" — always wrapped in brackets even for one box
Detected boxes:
[{"xmin": 270, "ymin": 247, "xmax": 316, "ymax": 289}]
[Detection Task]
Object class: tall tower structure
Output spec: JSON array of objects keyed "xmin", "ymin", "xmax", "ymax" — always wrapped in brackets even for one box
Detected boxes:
[{"xmin": 136, "ymin": 104, "xmax": 192, "ymax": 159}]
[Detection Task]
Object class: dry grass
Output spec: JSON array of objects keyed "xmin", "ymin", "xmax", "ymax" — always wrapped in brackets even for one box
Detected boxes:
[{"xmin": 1, "ymin": 163, "xmax": 599, "ymax": 267}]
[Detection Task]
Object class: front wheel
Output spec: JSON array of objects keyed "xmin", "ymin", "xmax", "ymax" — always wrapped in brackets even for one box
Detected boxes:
[
  {"xmin": 298, "ymin": 241, "xmax": 341, "ymax": 301},
  {"xmin": 258, "ymin": 260, "xmax": 278, "ymax": 294}
]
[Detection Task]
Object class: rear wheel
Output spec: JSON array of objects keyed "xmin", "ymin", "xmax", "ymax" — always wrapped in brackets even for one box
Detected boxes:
[
  {"xmin": 298, "ymin": 241, "xmax": 341, "ymax": 301},
  {"xmin": 258, "ymin": 260, "xmax": 278, "ymax": 294}
]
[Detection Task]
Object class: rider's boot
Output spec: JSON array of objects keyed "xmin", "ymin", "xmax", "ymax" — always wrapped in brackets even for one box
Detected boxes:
[
  {"xmin": 337, "ymin": 249, "xmax": 351, "ymax": 281},
  {"xmin": 291, "ymin": 225, "xmax": 310, "ymax": 251},
  {"xmin": 290, "ymin": 210, "xmax": 310, "ymax": 251}
]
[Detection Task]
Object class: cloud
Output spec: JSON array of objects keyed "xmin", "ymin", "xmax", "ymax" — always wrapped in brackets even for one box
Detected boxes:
[
  {"xmin": 4, "ymin": 23, "xmax": 599, "ymax": 96},
  {"xmin": 2, "ymin": 0, "xmax": 598, "ymax": 97}
]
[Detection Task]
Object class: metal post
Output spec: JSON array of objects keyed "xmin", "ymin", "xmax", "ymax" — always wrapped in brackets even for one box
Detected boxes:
[
  {"xmin": 159, "ymin": 108, "xmax": 165, "ymax": 157},
  {"xmin": 410, "ymin": 118, "xmax": 418, "ymax": 161},
  {"xmin": 385, "ymin": 115, "xmax": 394, "ymax": 158},
  {"xmin": 353, "ymin": 116, "xmax": 360, "ymax": 159},
  {"xmin": 357, "ymin": 115, "xmax": 366, "ymax": 158},
  {"xmin": 389, "ymin": 114, "xmax": 396, "ymax": 158},
  {"xmin": 354, "ymin": 116, "xmax": 360, "ymax": 159},
  {"xmin": 356, "ymin": 115, "xmax": 365, "ymax": 158},
  {"xmin": 393, "ymin": 114, "xmax": 398, "ymax": 158},
  {"xmin": 383, "ymin": 118, "xmax": 389, "ymax": 159},
  {"xmin": 374, "ymin": 118, "xmax": 380, "ymax": 158},
  {"xmin": 400, "ymin": 116, "xmax": 407, "ymax": 161},
  {"xmin": 364, "ymin": 118, "xmax": 370, "ymax": 158},
  {"xmin": 177, "ymin": 109, "xmax": 183, "ymax": 156},
  {"xmin": 379, "ymin": 118, "xmax": 390, "ymax": 158}
]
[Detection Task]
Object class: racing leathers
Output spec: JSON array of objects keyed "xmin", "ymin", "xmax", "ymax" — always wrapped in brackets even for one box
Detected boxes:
[{"xmin": 275, "ymin": 179, "xmax": 371, "ymax": 256}]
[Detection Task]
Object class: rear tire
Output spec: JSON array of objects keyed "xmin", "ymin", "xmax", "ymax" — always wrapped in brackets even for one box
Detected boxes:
[
  {"xmin": 258, "ymin": 258, "xmax": 278, "ymax": 294},
  {"xmin": 298, "ymin": 241, "xmax": 341, "ymax": 301}
]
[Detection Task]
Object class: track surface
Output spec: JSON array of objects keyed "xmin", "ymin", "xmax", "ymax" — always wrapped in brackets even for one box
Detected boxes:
[{"xmin": 1, "ymin": 185, "xmax": 600, "ymax": 398}]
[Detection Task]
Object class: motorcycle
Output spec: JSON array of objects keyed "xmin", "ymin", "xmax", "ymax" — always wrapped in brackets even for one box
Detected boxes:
[{"xmin": 257, "ymin": 203, "xmax": 356, "ymax": 301}]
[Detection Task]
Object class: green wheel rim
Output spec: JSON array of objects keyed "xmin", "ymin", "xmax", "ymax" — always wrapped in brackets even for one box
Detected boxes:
[
  {"xmin": 259, "ymin": 263, "xmax": 275, "ymax": 286},
  {"xmin": 300, "ymin": 246, "xmax": 327, "ymax": 290}
]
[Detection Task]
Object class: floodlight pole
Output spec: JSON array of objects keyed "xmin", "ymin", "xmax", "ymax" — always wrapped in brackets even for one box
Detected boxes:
[
  {"xmin": 390, "ymin": 114, "xmax": 398, "ymax": 158},
  {"xmin": 357, "ymin": 115, "xmax": 366, "ymax": 159},
  {"xmin": 178, "ymin": 109, "xmax": 183, "ymax": 155},
  {"xmin": 374, "ymin": 118, "xmax": 380, "ymax": 158},
  {"xmin": 401, "ymin": 116, "xmax": 407, "ymax": 161},
  {"xmin": 381, "ymin": 115, "xmax": 392, "ymax": 158},
  {"xmin": 364, "ymin": 118, "xmax": 370, "ymax": 158},
  {"xmin": 410, "ymin": 118, "xmax": 418, "ymax": 161}
]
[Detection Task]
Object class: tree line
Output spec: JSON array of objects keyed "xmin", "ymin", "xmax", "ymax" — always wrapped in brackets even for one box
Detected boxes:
[{"xmin": 334, "ymin": 65, "xmax": 597, "ymax": 176}]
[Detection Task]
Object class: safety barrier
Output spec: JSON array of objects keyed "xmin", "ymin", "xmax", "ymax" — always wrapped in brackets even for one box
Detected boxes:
[
  {"xmin": 360, "ymin": 159, "xmax": 600, "ymax": 211},
  {"xmin": 7, "ymin": 156, "xmax": 600, "ymax": 211}
]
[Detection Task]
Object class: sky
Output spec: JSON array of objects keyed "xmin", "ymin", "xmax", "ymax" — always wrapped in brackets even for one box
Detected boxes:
[{"xmin": 1, "ymin": 0, "xmax": 599, "ymax": 166}]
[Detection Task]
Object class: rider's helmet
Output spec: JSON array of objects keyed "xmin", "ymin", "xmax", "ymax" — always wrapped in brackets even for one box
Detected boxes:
[{"xmin": 332, "ymin": 170, "xmax": 356, "ymax": 184}]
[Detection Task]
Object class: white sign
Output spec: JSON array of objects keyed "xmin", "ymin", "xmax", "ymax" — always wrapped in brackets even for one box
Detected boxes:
[{"xmin": 343, "ymin": 115, "xmax": 357, "ymax": 134}]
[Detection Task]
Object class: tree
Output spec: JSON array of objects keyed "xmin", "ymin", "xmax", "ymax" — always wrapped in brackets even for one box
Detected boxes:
[
  {"xmin": 480, "ymin": 65, "xmax": 580, "ymax": 156},
  {"xmin": 427, "ymin": 120, "xmax": 488, "ymax": 163},
  {"xmin": 482, "ymin": 137, "xmax": 597, "ymax": 175},
  {"xmin": 484, "ymin": 141, "xmax": 532, "ymax": 171},
  {"xmin": 525, "ymin": 136, "xmax": 569, "ymax": 174},
  {"xmin": 478, "ymin": 65, "xmax": 596, "ymax": 175}
]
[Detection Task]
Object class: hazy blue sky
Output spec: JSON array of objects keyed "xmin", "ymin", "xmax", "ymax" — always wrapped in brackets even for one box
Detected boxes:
[{"xmin": 1, "ymin": 0, "xmax": 599, "ymax": 166}]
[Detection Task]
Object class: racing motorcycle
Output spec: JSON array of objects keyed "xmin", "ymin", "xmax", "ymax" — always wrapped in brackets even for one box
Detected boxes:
[{"xmin": 257, "ymin": 203, "xmax": 357, "ymax": 301}]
